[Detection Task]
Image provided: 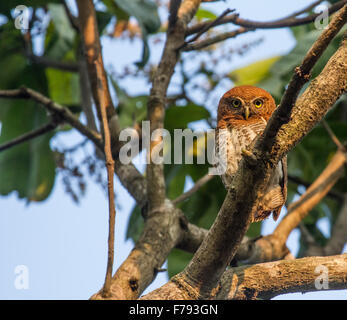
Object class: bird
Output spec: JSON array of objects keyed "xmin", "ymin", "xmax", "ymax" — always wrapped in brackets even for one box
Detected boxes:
[{"xmin": 215, "ymin": 85, "xmax": 287, "ymax": 222}]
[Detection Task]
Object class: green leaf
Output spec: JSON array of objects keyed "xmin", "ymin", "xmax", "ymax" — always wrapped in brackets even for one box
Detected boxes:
[
  {"xmin": 126, "ymin": 205, "xmax": 144, "ymax": 242},
  {"xmin": 0, "ymin": 101, "xmax": 56, "ymax": 201},
  {"xmin": 111, "ymin": 79, "xmax": 147, "ymax": 128},
  {"xmin": 165, "ymin": 164, "xmax": 186, "ymax": 200},
  {"xmin": 165, "ymin": 104, "xmax": 211, "ymax": 130},
  {"xmin": 195, "ymin": 8, "xmax": 217, "ymax": 21},
  {"xmin": 229, "ymin": 56, "xmax": 281, "ymax": 86},
  {"xmin": 167, "ymin": 249, "xmax": 193, "ymax": 278},
  {"xmin": 46, "ymin": 68, "xmax": 80, "ymax": 106}
]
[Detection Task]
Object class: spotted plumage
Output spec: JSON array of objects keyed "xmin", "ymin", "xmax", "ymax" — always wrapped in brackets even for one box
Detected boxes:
[{"xmin": 215, "ymin": 85, "xmax": 287, "ymax": 222}]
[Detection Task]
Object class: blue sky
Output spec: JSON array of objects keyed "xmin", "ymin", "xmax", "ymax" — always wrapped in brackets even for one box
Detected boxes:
[{"xmin": 0, "ymin": 0, "xmax": 346, "ymax": 299}]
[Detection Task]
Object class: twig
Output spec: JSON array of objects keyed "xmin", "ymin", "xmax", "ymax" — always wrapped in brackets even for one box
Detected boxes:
[
  {"xmin": 172, "ymin": 174, "xmax": 214, "ymax": 204},
  {"xmin": 62, "ymin": 0, "xmax": 80, "ymax": 31},
  {"xmin": 321, "ymin": 119, "xmax": 345, "ymax": 150},
  {"xmin": 179, "ymin": 8, "xmax": 235, "ymax": 50},
  {"xmin": 186, "ymin": 0, "xmax": 347, "ymax": 35},
  {"xmin": 282, "ymin": 0, "xmax": 325, "ymax": 20},
  {"xmin": 182, "ymin": 27, "xmax": 253, "ymax": 51},
  {"xmin": 288, "ymin": 174, "xmax": 344, "ymax": 201},
  {"xmin": 0, "ymin": 88, "xmax": 103, "ymax": 148},
  {"xmin": 27, "ymin": 53, "xmax": 79, "ymax": 72},
  {"xmin": 324, "ymin": 194, "xmax": 347, "ymax": 254},
  {"xmin": 76, "ymin": 0, "xmax": 116, "ymax": 298},
  {"xmin": 0, "ymin": 120, "xmax": 58, "ymax": 153}
]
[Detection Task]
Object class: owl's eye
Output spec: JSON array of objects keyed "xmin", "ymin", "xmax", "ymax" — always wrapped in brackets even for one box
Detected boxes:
[
  {"xmin": 231, "ymin": 99, "xmax": 241, "ymax": 108},
  {"xmin": 254, "ymin": 99, "xmax": 263, "ymax": 108}
]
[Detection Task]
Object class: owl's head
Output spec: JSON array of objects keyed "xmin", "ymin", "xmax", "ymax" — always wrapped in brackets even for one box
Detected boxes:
[{"xmin": 217, "ymin": 85, "xmax": 276, "ymax": 126}]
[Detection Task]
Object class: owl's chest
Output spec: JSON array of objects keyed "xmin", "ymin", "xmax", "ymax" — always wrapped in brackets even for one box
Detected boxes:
[{"xmin": 216, "ymin": 121, "xmax": 266, "ymax": 178}]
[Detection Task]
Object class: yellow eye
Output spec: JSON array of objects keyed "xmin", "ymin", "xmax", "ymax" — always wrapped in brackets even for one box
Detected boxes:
[
  {"xmin": 254, "ymin": 99, "xmax": 263, "ymax": 108},
  {"xmin": 231, "ymin": 99, "xmax": 241, "ymax": 108}
]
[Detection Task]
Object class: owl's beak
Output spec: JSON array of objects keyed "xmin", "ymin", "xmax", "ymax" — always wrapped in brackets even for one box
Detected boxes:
[{"xmin": 244, "ymin": 106, "xmax": 250, "ymax": 120}]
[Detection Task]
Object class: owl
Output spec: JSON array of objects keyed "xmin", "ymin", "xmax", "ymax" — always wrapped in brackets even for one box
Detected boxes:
[{"xmin": 215, "ymin": 85, "xmax": 287, "ymax": 222}]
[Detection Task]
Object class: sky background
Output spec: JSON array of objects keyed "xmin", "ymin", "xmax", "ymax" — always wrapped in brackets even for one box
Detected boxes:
[{"xmin": 1, "ymin": 0, "xmax": 346, "ymax": 299}]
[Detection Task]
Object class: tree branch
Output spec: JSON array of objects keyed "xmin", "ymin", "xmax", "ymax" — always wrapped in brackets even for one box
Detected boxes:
[
  {"xmin": 186, "ymin": 0, "xmax": 347, "ymax": 36},
  {"xmin": 0, "ymin": 87, "xmax": 103, "ymax": 148},
  {"xmin": 147, "ymin": 0, "xmax": 201, "ymax": 210},
  {"xmin": 90, "ymin": 0, "xmax": 203, "ymax": 300},
  {"xmin": 215, "ymin": 253, "xmax": 347, "ymax": 300},
  {"xmin": 172, "ymin": 173, "xmax": 214, "ymax": 205},
  {"xmin": 324, "ymin": 195, "xmax": 347, "ymax": 255},
  {"xmin": 0, "ymin": 120, "xmax": 58, "ymax": 152},
  {"xmin": 281, "ymin": 0, "xmax": 324, "ymax": 20},
  {"xmin": 76, "ymin": 0, "xmax": 117, "ymax": 298},
  {"xmin": 321, "ymin": 119, "xmax": 345, "ymax": 150},
  {"xmin": 182, "ymin": 27, "xmax": 253, "ymax": 51},
  {"xmin": 142, "ymin": 7, "xmax": 347, "ymax": 300},
  {"xmin": 26, "ymin": 53, "xmax": 79, "ymax": 72}
]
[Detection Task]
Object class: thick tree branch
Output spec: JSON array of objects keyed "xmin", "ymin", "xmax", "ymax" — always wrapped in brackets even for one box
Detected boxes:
[
  {"xmin": 142, "ymin": 8, "xmax": 347, "ymax": 300},
  {"xmin": 91, "ymin": 0, "xmax": 202, "ymax": 300},
  {"xmin": 147, "ymin": 0, "xmax": 201, "ymax": 210},
  {"xmin": 215, "ymin": 254, "xmax": 347, "ymax": 300}
]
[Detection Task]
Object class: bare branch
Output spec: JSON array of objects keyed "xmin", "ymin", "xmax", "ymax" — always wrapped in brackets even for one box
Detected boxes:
[
  {"xmin": 288, "ymin": 174, "xmax": 344, "ymax": 202},
  {"xmin": 172, "ymin": 174, "xmax": 214, "ymax": 205},
  {"xmin": 91, "ymin": 0, "xmax": 203, "ymax": 300},
  {"xmin": 282, "ymin": 0, "xmax": 325, "ymax": 20},
  {"xmin": 27, "ymin": 53, "xmax": 79, "ymax": 72},
  {"xmin": 186, "ymin": 0, "xmax": 347, "ymax": 36},
  {"xmin": 147, "ymin": 0, "xmax": 201, "ymax": 210},
  {"xmin": 179, "ymin": 8, "xmax": 235, "ymax": 49},
  {"xmin": 182, "ymin": 27, "xmax": 253, "ymax": 51},
  {"xmin": 324, "ymin": 195, "xmax": 347, "ymax": 255},
  {"xmin": 0, "ymin": 88, "xmax": 102, "ymax": 148},
  {"xmin": 76, "ymin": 0, "xmax": 116, "ymax": 298},
  {"xmin": 321, "ymin": 119, "xmax": 345, "ymax": 150},
  {"xmin": 216, "ymin": 254, "xmax": 347, "ymax": 300},
  {"xmin": 0, "ymin": 120, "xmax": 58, "ymax": 153}
]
